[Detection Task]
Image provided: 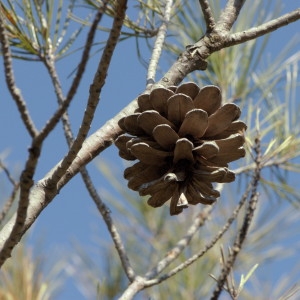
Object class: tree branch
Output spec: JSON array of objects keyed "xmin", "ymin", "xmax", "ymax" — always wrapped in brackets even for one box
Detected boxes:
[
  {"xmin": 226, "ymin": 9, "xmax": 300, "ymax": 47},
  {"xmin": 199, "ymin": 0, "xmax": 216, "ymax": 32},
  {"xmin": 79, "ymin": 167, "xmax": 136, "ymax": 282},
  {"xmin": 145, "ymin": 181, "xmax": 252, "ymax": 288},
  {"xmin": 0, "ymin": 183, "xmax": 19, "ymax": 227},
  {"xmin": 41, "ymin": 2, "xmax": 109, "ymax": 142},
  {"xmin": 145, "ymin": 208, "xmax": 211, "ymax": 280},
  {"xmin": 0, "ymin": 137, "xmax": 42, "ymax": 266},
  {"xmin": 211, "ymin": 135, "xmax": 262, "ymax": 299},
  {"xmin": 42, "ymin": 2, "xmax": 135, "ymax": 282},
  {"xmin": 214, "ymin": 0, "xmax": 246, "ymax": 33},
  {"xmin": 46, "ymin": 0, "xmax": 128, "ymax": 187},
  {"xmin": 0, "ymin": 12, "xmax": 38, "ymax": 138},
  {"xmin": 0, "ymin": 160, "xmax": 19, "ymax": 226},
  {"xmin": 146, "ymin": 0, "xmax": 174, "ymax": 88},
  {"xmin": 118, "ymin": 276, "xmax": 145, "ymax": 300}
]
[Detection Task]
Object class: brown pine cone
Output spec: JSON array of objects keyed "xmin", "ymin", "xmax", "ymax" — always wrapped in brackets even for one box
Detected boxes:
[{"xmin": 115, "ymin": 82, "xmax": 247, "ymax": 215}]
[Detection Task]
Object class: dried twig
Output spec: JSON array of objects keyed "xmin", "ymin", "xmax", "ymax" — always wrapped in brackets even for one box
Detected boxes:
[
  {"xmin": 146, "ymin": 0, "xmax": 174, "ymax": 88},
  {"xmin": 211, "ymin": 134, "xmax": 261, "ymax": 299},
  {"xmin": 0, "ymin": 13, "xmax": 38, "ymax": 138}
]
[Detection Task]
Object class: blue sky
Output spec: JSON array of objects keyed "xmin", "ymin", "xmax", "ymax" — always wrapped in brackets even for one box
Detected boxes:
[{"xmin": 0, "ymin": 1, "xmax": 300, "ymax": 299}]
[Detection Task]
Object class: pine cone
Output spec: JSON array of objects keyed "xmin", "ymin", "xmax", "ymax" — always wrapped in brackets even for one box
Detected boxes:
[{"xmin": 115, "ymin": 82, "xmax": 247, "ymax": 215}]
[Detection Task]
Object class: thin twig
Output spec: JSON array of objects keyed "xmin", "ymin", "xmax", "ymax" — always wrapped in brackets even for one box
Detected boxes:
[
  {"xmin": 234, "ymin": 155, "xmax": 296, "ymax": 175},
  {"xmin": 0, "ymin": 12, "xmax": 38, "ymax": 138},
  {"xmin": 211, "ymin": 135, "xmax": 261, "ymax": 299},
  {"xmin": 199, "ymin": 0, "xmax": 216, "ymax": 32},
  {"xmin": 0, "ymin": 183, "xmax": 19, "ymax": 226},
  {"xmin": 80, "ymin": 167, "xmax": 136, "ymax": 281},
  {"xmin": 40, "ymin": 2, "xmax": 110, "ymax": 141},
  {"xmin": 65, "ymin": 3, "xmax": 110, "ymax": 105},
  {"xmin": 0, "ymin": 160, "xmax": 17, "ymax": 187},
  {"xmin": 145, "ymin": 207, "xmax": 211, "ymax": 280},
  {"xmin": 145, "ymin": 180, "xmax": 253, "ymax": 288},
  {"xmin": 0, "ymin": 161, "xmax": 19, "ymax": 225},
  {"xmin": 146, "ymin": 0, "xmax": 174, "ymax": 88},
  {"xmin": 227, "ymin": 9, "xmax": 300, "ymax": 47},
  {"xmin": 46, "ymin": 0, "xmax": 128, "ymax": 187}
]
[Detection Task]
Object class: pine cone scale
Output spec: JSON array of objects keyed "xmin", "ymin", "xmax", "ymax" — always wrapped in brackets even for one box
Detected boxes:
[
  {"xmin": 194, "ymin": 85, "xmax": 221, "ymax": 115},
  {"xmin": 152, "ymin": 124, "xmax": 179, "ymax": 150},
  {"xmin": 178, "ymin": 109, "xmax": 208, "ymax": 138}
]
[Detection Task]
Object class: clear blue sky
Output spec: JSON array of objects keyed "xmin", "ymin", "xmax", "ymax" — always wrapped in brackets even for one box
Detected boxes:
[{"xmin": 0, "ymin": 1, "xmax": 299, "ymax": 299}]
